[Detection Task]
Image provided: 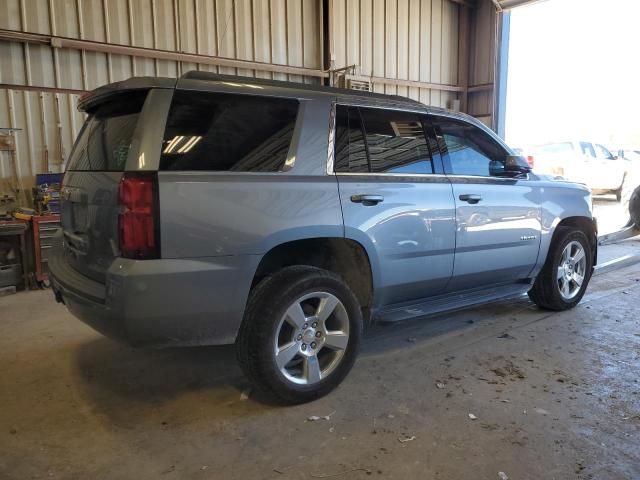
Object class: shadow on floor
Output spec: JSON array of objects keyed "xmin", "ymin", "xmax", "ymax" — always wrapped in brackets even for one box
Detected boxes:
[
  {"xmin": 72, "ymin": 338, "xmax": 281, "ymax": 424},
  {"xmin": 71, "ymin": 296, "xmax": 536, "ymax": 424},
  {"xmin": 75, "ymin": 339, "xmax": 242, "ymax": 400}
]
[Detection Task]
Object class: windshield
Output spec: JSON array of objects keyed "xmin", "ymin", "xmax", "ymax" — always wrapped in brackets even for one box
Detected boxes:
[
  {"xmin": 626, "ymin": 150, "xmax": 640, "ymax": 161},
  {"xmin": 66, "ymin": 91, "xmax": 147, "ymax": 171},
  {"xmin": 536, "ymin": 142, "xmax": 574, "ymax": 155}
]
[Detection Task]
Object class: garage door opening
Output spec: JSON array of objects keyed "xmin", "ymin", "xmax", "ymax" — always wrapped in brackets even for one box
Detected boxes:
[{"xmin": 503, "ymin": 0, "xmax": 640, "ymax": 235}]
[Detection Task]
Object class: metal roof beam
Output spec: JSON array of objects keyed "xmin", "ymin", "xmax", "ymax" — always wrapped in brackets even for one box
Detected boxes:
[
  {"xmin": 0, "ymin": 29, "xmax": 330, "ymax": 79},
  {"xmin": 448, "ymin": 0, "xmax": 477, "ymax": 8},
  {"xmin": 497, "ymin": 0, "xmax": 548, "ymax": 10}
]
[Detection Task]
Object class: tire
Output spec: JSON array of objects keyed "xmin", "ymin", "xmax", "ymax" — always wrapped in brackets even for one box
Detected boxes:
[
  {"xmin": 528, "ymin": 227, "xmax": 593, "ymax": 311},
  {"xmin": 236, "ymin": 266, "xmax": 362, "ymax": 404},
  {"xmin": 625, "ymin": 184, "xmax": 640, "ymax": 227}
]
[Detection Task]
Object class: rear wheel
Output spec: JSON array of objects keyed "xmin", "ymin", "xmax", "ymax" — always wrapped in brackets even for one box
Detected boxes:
[
  {"xmin": 528, "ymin": 227, "xmax": 593, "ymax": 311},
  {"xmin": 236, "ymin": 266, "xmax": 362, "ymax": 404}
]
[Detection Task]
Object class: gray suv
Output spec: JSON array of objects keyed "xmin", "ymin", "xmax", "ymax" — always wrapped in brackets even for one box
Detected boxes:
[{"xmin": 50, "ymin": 72, "xmax": 597, "ymax": 403}]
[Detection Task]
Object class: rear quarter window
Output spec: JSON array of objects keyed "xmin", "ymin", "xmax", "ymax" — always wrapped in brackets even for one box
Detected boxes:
[{"xmin": 160, "ymin": 91, "xmax": 299, "ymax": 172}]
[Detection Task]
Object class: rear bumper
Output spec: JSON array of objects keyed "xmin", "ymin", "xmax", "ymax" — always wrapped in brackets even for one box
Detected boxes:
[{"xmin": 50, "ymin": 248, "xmax": 260, "ymax": 347}]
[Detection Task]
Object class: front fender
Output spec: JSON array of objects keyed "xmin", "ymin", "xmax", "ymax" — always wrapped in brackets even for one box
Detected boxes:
[{"xmin": 530, "ymin": 180, "xmax": 594, "ymax": 277}]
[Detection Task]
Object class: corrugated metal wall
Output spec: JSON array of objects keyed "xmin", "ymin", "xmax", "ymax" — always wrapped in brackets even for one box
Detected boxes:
[
  {"xmin": 0, "ymin": 0, "xmax": 500, "ymax": 204},
  {"xmin": 0, "ymin": 0, "xmax": 322, "ymax": 200},
  {"xmin": 467, "ymin": 0, "xmax": 497, "ymax": 125},
  {"xmin": 332, "ymin": 0, "xmax": 460, "ymax": 108},
  {"xmin": 0, "ymin": 0, "xmax": 323, "ymax": 86}
]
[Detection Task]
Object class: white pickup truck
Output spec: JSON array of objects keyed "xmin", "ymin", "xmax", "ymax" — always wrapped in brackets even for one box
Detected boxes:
[{"xmin": 529, "ymin": 141, "xmax": 628, "ymax": 200}]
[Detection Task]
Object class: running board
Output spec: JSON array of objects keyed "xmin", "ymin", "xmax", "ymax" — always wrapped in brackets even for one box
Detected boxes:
[{"xmin": 375, "ymin": 283, "xmax": 531, "ymax": 324}]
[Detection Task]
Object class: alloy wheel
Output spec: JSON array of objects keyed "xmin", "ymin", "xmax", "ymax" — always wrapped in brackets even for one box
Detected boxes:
[
  {"xmin": 557, "ymin": 240, "xmax": 587, "ymax": 300},
  {"xmin": 274, "ymin": 291, "xmax": 350, "ymax": 385}
]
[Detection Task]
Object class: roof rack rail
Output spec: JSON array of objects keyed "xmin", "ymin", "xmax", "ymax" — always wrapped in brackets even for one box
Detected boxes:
[{"xmin": 180, "ymin": 71, "xmax": 425, "ymax": 106}]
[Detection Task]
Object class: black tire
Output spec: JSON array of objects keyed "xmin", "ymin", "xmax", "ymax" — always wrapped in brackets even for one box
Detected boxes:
[
  {"xmin": 528, "ymin": 227, "xmax": 593, "ymax": 311},
  {"xmin": 236, "ymin": 266, "xmax": 362, "ymax": 404},
  {"xmin": 627, "ymin": 184, "xmax": 640, "ymax": 227}
]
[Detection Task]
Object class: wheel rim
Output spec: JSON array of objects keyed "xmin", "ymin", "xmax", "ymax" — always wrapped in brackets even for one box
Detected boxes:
[
  {"xmin": 557, "ymin": 240, "xmax": 587, "ymax": 300},
  {"xmin": 274, "ymin": 291, "xmax": 350, "ymax": 385}
]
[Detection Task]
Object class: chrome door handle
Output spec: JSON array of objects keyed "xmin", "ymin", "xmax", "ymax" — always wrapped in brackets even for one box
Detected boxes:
[
  {"xmin": 459, "ymin": 194, "xmax": 482, "ymax": 204},
  {"xmin": 351, "ymin": 194, "xmax": 384, "ymax": 206}
]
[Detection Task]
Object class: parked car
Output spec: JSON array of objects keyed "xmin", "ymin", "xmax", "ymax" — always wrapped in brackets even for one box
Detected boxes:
[
  {"xmin": 510, "ymin": 147, "xmax": 535, "ymax": 168},
  {"xmin": 612, "ymin": 147, "xmax": 640, "ymax": 162},
  {"xmin": 529, "ymin": 141, "xmax": 627, "ymax": 200},
  {"xmin": 50, "ymin": 73, "xmax": 598, "ymax": 403}
]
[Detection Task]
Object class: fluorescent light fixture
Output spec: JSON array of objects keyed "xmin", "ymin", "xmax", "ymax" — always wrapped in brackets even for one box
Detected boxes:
[
  {"xmin": 163, "ymin": 135, "xmax": 202, "ymax": 154},
  {"xmin": 163, "ymin": 135, "xmax": 184, "ymax": 154},
  {"xmin": 220, "ymin": 81, "xmax": 263, "ymax": 90},
  {"xmin": 177, "ymin": 136, "xmax": 202, "ymax": 153}
]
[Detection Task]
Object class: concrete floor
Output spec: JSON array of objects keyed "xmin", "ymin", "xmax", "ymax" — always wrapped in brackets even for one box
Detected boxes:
[
  {"xmin": 593, "ymin": 196, "xmax": 629, "ymax": 235},
  {"xmin": 2, "ymin": 251, "xmax": 640, "ymax": 480}
]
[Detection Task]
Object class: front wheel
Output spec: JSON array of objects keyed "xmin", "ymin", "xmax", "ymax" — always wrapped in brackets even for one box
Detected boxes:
[
  {"xmin": 236, "ymin": 266, "xmax": 362, "ymax": 404},
  {"xmin": 528, "ymin": 227, "xmax": 593, "ymax": 311}
]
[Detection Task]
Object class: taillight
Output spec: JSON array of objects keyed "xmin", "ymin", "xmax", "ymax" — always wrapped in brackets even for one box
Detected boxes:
[
  {"xmin": 118, "ymin": 173, "xmax": 159, "ymax": 259},
  {"xmin": 526, "ymin": 155, "xmax": 535, "ymax": 168}
]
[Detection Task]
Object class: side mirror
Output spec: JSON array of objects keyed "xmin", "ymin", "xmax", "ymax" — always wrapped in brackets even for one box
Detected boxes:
[
  {"xmin": 489, "ymin": 160, "xmax": 506, "ymax": 176},
  {"xmin": 504, "ymin": 155, "xmax": 532, "ymax": 176}
]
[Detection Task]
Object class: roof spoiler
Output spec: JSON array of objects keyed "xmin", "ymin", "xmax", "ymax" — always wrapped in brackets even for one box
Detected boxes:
[{"xmin": 78, "ymin": 76, "xmax": 176, "ymax": 112}]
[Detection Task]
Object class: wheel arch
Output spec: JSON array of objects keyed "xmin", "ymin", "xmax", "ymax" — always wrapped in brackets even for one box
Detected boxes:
[
  {"xmin": 553, "ymin": 216, "xmax": 598, "ymax": 267},
  {"xmin": 251, "ymin": 237, "xmax": 377, "ymax": 320}
]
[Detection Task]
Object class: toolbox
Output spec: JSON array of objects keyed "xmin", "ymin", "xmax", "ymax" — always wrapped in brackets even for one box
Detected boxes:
[{"xmin": 33, "ymin": 215, "xmax": 62, "ymax": 283}]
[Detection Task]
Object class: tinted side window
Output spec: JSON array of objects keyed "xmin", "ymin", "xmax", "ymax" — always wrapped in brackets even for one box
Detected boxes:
[
  {"xmin": 160, "ymin": 91, "xmax": 299, "ymax": 171},
  {"xmin": 580, "ymin": 142, "xmax": 596, "ymax": 158},
  {"xmin": 334, "ymin": 105, "xmax": 369, "ymax": 173},
  {"xmin": 432, "ymin": 117, "xmax": 507, "ymax": 177},
  {"xmin": 595, "ymin": 144, "xmax": 614, "ymax": 160},
  {"xmin": 359, "ymin": 107, "xmax": 433, "ymax": 174}
]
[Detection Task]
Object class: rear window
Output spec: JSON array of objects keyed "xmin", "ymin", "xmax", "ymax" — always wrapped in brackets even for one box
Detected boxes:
[
  {"xmin": 159, "ymin": 91, "xmax": 299, "ymax": 172},
  {"xmin": 66, "ymin": 91, "xmax": 147, "ymax": 171}
]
